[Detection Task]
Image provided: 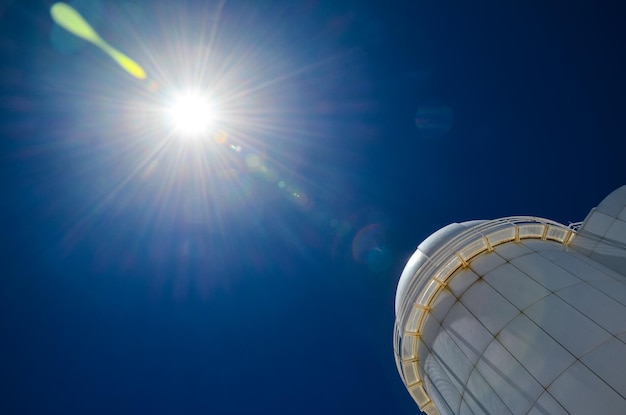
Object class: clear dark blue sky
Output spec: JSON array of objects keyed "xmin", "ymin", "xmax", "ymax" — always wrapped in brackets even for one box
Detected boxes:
[{"xmin": 1, "ymin": 1, "xmax": 625, "ymax": 414}]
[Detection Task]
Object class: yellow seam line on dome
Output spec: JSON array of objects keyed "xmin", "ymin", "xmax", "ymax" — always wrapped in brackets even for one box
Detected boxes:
[
  {"xmin": 564, "ymin": 229, "xmax": 574, "ymax": 246},
  {"xmin": 432, "ymin": 277, "xmax": 447, "ymax": 287},
  {"xmin": 485, "ymin": 236, "xmax": 494, "ymax": 252},
  {"xmin": 456, "ymin": 253, "xmax": 468, "ymax": 268}
]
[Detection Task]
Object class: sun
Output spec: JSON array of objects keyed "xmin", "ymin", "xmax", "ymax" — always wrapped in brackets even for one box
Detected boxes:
[{"xmin": 168, "ymin": 92, "xmax": 216, "ymax": 138}]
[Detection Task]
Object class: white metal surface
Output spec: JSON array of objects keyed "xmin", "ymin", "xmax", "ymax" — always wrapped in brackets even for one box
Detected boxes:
[
  {"xmin": 572, "ymin": 185, "xmax": 626, "ymax": 275},
  {"xmin": 394, "ymin": 189, "xmax": 626, "ymax": 415}
]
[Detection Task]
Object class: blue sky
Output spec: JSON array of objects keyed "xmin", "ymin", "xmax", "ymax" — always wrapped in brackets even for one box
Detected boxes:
[{"xmin": 1, "ymin": 1, "xmax": 625, "ymax": 414}]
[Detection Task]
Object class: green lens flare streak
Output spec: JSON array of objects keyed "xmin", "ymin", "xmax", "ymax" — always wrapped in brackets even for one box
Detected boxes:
[{"xmin": 50, "ymin": 2, "xmax": 146, "ymax": 80}]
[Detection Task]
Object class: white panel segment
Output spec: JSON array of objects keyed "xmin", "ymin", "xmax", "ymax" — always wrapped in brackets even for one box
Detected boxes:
[
  {"xmin": 463, "ymin": 368, "xmax": 513, "ymax": 415},
  {"xmin": 421, "ymin": 315, "xmax": 442, "ymax": 348},
  {"xmin": 442, "ymin": 302, "xmax": 493, "ymax": 364},
  {"xmin": 448, "ymin": 268, "xmax": 479, "ymax": 298},
  {"xmin": 520, "ymin": 239, "xmax": 563, "ymax": 252},
  {"xmin": 589, "ymin": 278, "xmax": 626, "ymax": 306},
  {"xmin": 484, "ymin": 263, "xmax": 550, "ymax": 310},
  {"xmin": 548, "ymin": 361, "xmax": 626, "ymax": 415},
  {"xmin": 461, "ymin": 280, "xmax": 519, "ymax": 335},
  {"xmin": 575, "ymin": 251, "xmax": 626, "ymax": 281},
  {"xmin": 469, "ymin": 252, "xmax": 506, "ymax": 276},
  {"xmin": 540, "ymin": 249, "xmax": 613, "ymax": 282},
  {"xmin": 572, "ymin": 186, "xmax": 626, "ymax": 275},
  {"xmin": 430, "ymin": 288, "xmax": 458, "ymax": 323},
  {"xmin": 497, "ymin": 314, "xmax": 575, "ymax": 387},
  {"xmin": 511, "ymin": 253, "xmax": 580, "ymax": 291},
  {"xmin": 557, "ymin": 283, "xmax": 626, "ymax": 335},
  {"xmin": 569, "ymin": 232, "xmax": 597, "ymax": 257},
  {"xmin": 527, "ymin": 391, "xmax": 568, "ymax": 415},
  {"xmin": 475, "ymin": 340, "xmax": 543, "ymax": 415},
  {"xmin": 604, "ymin": 217, "xmax": 626, "ymax": 243},
  {"xmin": 423, "ymin": 351, "xmax": 462, "ymax": 414},
  {"xmin": 493, "ymin": 243, "xmax": 532, "ymax": 261},
  {"xmin": 620, "ymin": 205, "xmax": 626, "ymax": 221},
  {"xmin": 459, "ymin": 399, "xmax": 475, "ymax": 415},
  {"xmin": 417, "ymin": 338, "xmax": 430, "ymax": 363},
  {"xmin": 430, "ymin": 329, "xmax": 475, "ymax": 399},
  {"xmin": 424, "ymin": 372, "xmax": 455, "ymax": 415},
  {"xmin": 581, "ymin": 337, "xmax": 626, "ymax": 397},
  {"xmin": 582, "ymin": 210, "xmax": 615, "ymax": 237},
  {"xmin": 597, "ymin": 185, "xmax": 626, "ymax": 216},
  {"xmin": 524, "ymin": 294, "xmax": 611, "ymax": 357},
  {"xmin": 588, "ymin": 221, "xmax": 626, "ymax": 276}
]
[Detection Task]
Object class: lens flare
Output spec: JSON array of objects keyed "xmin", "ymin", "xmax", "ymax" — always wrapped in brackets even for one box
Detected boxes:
[{"xmin": 50, "ymin": 2, "xmax": 146, "ymax": 79}]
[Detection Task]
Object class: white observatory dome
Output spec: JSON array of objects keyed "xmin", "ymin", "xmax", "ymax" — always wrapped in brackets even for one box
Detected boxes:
[{"xmin": 394, "ymin": 188, "xmax": 626, "ymax": 415}]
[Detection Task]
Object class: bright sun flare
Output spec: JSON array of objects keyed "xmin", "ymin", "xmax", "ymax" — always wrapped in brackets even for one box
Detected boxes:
[{"xmin": 168, "ymin": 92, "xmax": 215, "ymax": 137}]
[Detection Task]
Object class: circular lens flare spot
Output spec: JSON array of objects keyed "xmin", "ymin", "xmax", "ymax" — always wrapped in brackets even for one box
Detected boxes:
[
  {"xmin": 169, "ymin": 93, "xmax": 215, "ymax": 137},
  {"xmin": 214, "ymin": 129, "xmax": 228, "ymax": 144}
]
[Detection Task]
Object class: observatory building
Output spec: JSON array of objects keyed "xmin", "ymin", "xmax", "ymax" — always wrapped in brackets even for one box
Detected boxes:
[{"xmin": 394, "ymin": 186, "xmax": 626, "ymax": 415}]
